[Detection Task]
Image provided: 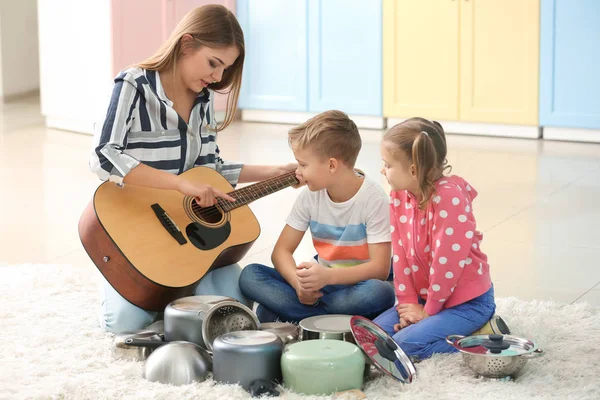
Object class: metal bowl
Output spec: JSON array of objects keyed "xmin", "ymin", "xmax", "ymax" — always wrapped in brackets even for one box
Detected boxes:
[
  {"xmin": 143, "ymin": 341, "xmax": 213, "ymax": 385},
  {"xmin": 446, "ymin": 334, "xmax": 543, "ymax": 378}
]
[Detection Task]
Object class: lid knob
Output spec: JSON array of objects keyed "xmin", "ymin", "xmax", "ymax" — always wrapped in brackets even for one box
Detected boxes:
[
  {"xmin": 375, "ymin": 338, "xmax": 398, "ymax": 361},
  {"xmin": 482, "ymin": 334, "xmax": 510, "ymax": 354}
]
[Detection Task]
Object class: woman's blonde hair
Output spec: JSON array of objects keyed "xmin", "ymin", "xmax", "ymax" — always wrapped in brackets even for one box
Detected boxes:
[
  {"xmin": 138, "ymin": 4, "xmax": 244, "ymax": 131},
  {"xmin": 383, "ymin": 118, "xmax": 451, "ymax": 209}
]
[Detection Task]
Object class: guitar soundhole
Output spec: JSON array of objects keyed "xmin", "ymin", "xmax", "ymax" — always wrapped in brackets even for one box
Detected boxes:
[{"xmin": 193, "ymin": 204, "xmax": 223, "ymax": 224}]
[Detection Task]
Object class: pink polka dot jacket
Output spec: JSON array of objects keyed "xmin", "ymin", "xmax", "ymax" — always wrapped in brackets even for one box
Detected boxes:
[{"xmin": 390, "ymin": 175, "xmax": 492, "ymax": 316}]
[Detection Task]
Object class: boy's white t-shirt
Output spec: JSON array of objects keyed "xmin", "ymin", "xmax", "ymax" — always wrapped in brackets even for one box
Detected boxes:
[{"xmin": 286, "ymin": 177, "xmax": 391, "ymax": 268}]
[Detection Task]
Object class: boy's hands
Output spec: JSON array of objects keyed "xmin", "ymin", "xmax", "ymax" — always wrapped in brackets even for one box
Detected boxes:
[
  {"xmin": 293, "ymin": 262, "xmax": 326, "ymax": 305},
  {"xmin": 296, "ymin": 262, "xmax": 331, "ymax": 291},
  {"xmin": 294, "ymin": 285, "xmax": 323, "ymax": 305}
]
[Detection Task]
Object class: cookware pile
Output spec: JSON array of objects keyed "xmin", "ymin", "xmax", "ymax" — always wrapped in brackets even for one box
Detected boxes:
[{"xmin": 111, "ymin": 295, "xmax": 543, "ymax": 396}]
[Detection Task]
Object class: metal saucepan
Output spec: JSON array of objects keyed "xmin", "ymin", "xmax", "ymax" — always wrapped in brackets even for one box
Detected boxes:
[
  {"xmin": 299, "ymin": 314, "xmax": 355, "ymax": 343},
  {"xmin": 213, "ymin": 330, "xmax": 283, "ymax": 396},
  {"xmin": 446, "ymin": 334, "xmax": 543, "ymax": 379}
]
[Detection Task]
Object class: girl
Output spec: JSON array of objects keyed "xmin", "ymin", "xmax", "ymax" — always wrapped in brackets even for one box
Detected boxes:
[
  {"xmin": 90, "ymin": 5, "xmax": 294, "ymax": 333},
  {"xmin": 376, "ymin": 118, "xmax": 509, "ymax": 360}
]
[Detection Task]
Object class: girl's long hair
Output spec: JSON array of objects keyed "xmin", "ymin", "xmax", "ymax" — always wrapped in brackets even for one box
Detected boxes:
[{"xmin": 138, "ymin": 5, "xmax": 244, "ymax": 131}]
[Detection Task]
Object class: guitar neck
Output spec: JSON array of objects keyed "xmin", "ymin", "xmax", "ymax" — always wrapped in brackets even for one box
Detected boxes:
[{"xmin": 217, "ymin": 171, "xmax": 299, "ymax": 211}]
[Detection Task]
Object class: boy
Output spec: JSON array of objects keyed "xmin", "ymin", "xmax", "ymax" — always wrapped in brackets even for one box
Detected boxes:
[{"xmin": 238, "ymin": 110, "xmax": 395, "ymax": 323}]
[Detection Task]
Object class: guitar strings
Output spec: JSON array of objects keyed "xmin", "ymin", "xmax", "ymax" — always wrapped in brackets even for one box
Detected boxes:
[
  {"xmin": 189, "ymin": 172, "xmax": 299, "ymax": 220},
  {"xmin": 192, "ymin": 176, "xmax": 298, "ymax": 220},
  {"xmin": 192, "ymin": 174, "xmax": 298, "ymax": 219}
]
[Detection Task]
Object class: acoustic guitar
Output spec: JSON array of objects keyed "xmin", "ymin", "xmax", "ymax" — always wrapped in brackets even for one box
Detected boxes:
[{"xmin": 79, "ymin": 167, "xmax": 299, "ymax": 311}]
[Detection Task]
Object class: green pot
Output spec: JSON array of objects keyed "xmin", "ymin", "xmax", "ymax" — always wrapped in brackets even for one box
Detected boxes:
[{"xmin": 281, "ymin": 339, "xmax": 364, "ymax": 395}]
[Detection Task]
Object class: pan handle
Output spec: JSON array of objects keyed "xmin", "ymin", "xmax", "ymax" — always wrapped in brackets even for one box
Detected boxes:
[
  {"xmin": 124, "ymin": 338, "xmax": 165, "ymax": 349},
  {"xmin": 445, "ymin": 335, "xmax": 465, "ymax": 346},
  {"xmin": 520, "ymin": 348, "xmax": 543, "ymax": 359}
]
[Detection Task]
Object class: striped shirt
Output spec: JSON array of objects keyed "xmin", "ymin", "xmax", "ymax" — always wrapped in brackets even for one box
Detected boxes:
[
  {"xmin": 286, "ymin": 176, "xmax": 391, "ymax": 268},
  {"xmin": 90, "ymin": 67, "xmax": 243, "ymax": 186}
]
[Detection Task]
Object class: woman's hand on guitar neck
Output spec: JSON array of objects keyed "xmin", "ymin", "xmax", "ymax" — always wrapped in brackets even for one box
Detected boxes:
[
  {"xmin": 176, "ymin": 179, "xmax": 235, "ymax": 207},
  {"xmin": 238, "ymin": 163, "xmax": 303, "ymax": 187}
]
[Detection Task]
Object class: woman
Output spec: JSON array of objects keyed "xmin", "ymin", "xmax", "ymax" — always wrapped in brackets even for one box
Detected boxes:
[{"xmin": 90, "ymin": 5, "xmax": 294, "ymax": 333}]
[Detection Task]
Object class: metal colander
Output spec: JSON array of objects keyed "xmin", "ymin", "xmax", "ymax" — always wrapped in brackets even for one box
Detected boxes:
[
  {"xmin": 446, "ymin": 334, "xmax": 543, "ymax": 379},
  {"xmin": 460, "ymin": 352, "xmax": 529, "ymax": 378},
  {"xmin": 202, "ymin": 301, "xmax": 260, "ymax": 351},
  {"xmin": 164, "ymin": 296, "xmax": 260, "ymax": 352}
]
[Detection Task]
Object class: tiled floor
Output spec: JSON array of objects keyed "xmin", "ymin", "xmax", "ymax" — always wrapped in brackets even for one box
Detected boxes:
[{"xmin": 2, "ymin": 96, "xmax": 600, "ymax": 306}]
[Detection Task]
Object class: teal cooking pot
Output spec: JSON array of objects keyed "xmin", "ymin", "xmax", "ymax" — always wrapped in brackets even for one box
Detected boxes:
[{"xmin": 281, "ymin": 339, "xmax": 364, "ymax": 395}]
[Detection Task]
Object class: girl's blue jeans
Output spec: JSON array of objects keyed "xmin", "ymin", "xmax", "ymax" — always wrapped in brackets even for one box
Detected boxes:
[{"xmin": 374, "ymin": 286, "xmax": 496, "ymax": 360}]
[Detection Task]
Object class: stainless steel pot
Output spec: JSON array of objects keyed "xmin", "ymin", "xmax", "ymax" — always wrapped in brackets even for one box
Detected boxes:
[
  {"xmin": 299, "ymin": 314, "xmax": 355, "ymax": 343},
  {"xmin": 111, "ymin": 330, "xmax": 163, "ymax": 361},
  {"xmin": 212, "ymin": 330, "xmax": 283, "ymax": 396},
  {"xmin": 446, "ymin": 334, "xmax": 544, "ymax": 379},
  {"xmin": 144, "ymin": 341, "xmax": 213, "ymax": 386},
  {"xmin": 260, "ymin": 322, "xmax": 299, "ymax": 346},
  {"xmin": 164, "ymin": 295, "xmax": 260, "ymax": 351}
]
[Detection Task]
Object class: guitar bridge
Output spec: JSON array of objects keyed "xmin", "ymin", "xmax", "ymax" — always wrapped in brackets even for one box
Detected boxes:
[{"xmin": 151, "ymin": 204, "xmax": 187, "ymax": 245}]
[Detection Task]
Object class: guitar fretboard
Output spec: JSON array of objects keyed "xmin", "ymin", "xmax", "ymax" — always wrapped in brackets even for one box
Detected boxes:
[{"xmin": 217, "ymin": 171, "xmax": 299, "ymax": 211}]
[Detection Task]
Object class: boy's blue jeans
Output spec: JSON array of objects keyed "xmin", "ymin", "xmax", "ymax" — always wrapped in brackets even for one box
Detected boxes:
[
  {"xmin": 239, "ymin": 263, "xmax": 395, "ymax": 323},
  {"xmin": 374, "ymin": 286, "xmax": 496, "ymax": 360}
]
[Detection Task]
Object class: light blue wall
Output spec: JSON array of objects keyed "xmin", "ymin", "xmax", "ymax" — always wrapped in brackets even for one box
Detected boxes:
[
  {"xmin": 238, "ymin": 0, "xmax": 382, "ymax": 116},
  {"xmin": 238, "ymin": 0, "xmax": 309, "ymax": 111},
  {"xmin": 307, "ymin": 0, "xmax": 382, "ymax": 115},
  {"xmin": 539, "ymin": 0, "xmax": 600, "ymax": 129}
]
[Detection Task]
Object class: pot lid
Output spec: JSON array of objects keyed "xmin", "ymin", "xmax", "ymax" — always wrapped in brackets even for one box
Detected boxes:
[
  {"xmin": 169, "ymin": 295, "xmax": 231, "ymax": 311},
  {"xmin": 219, "ymin": 330, "xmax": 279, "ymax": 346},
  {"xmin": 447, "ymin": 334, "xmax": 539, "ymax": 356},
  {"xmin": 261, "ymin": 322, "xmax": 298, "ymax": 335},
  {"xmin": 349, "ymin": 316, "xmax": 416, "ymax": 383},
  {"xmin": 299, "ymin": 314, "xmax": 352, "ymax": 333}
]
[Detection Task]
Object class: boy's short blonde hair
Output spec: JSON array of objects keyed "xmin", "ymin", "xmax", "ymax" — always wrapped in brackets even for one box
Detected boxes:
[{"xmin": 288, "ymin": 110, "xmax": 361, "ymax": 167}]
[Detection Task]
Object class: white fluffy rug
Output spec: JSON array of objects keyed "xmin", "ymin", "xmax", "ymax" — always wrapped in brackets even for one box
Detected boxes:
[{"xmin": 1, "ymin": 263, "xmax": 600, "ymax": 400}]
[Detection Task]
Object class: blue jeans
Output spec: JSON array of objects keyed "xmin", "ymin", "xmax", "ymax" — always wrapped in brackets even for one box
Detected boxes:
[
  {"xmin": 238, "ymin": 263, "xmax": 395, "ymax": 323},
  {"xmin": 98, "ymin": 263, "xmax": 251, "ymax": 333},
  {"xmin": 373, "ymin": 286, "xmax": 496, "ymax": 360}
]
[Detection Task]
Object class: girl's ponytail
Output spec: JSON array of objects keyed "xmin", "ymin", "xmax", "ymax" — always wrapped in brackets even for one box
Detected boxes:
[
  {"xmin": 412, "ymin": 130, "xmax": 438, "ymax": 209},
  {"xmin": 383, "ymin": 118, "xmax": 451, "ymax": 209}
]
